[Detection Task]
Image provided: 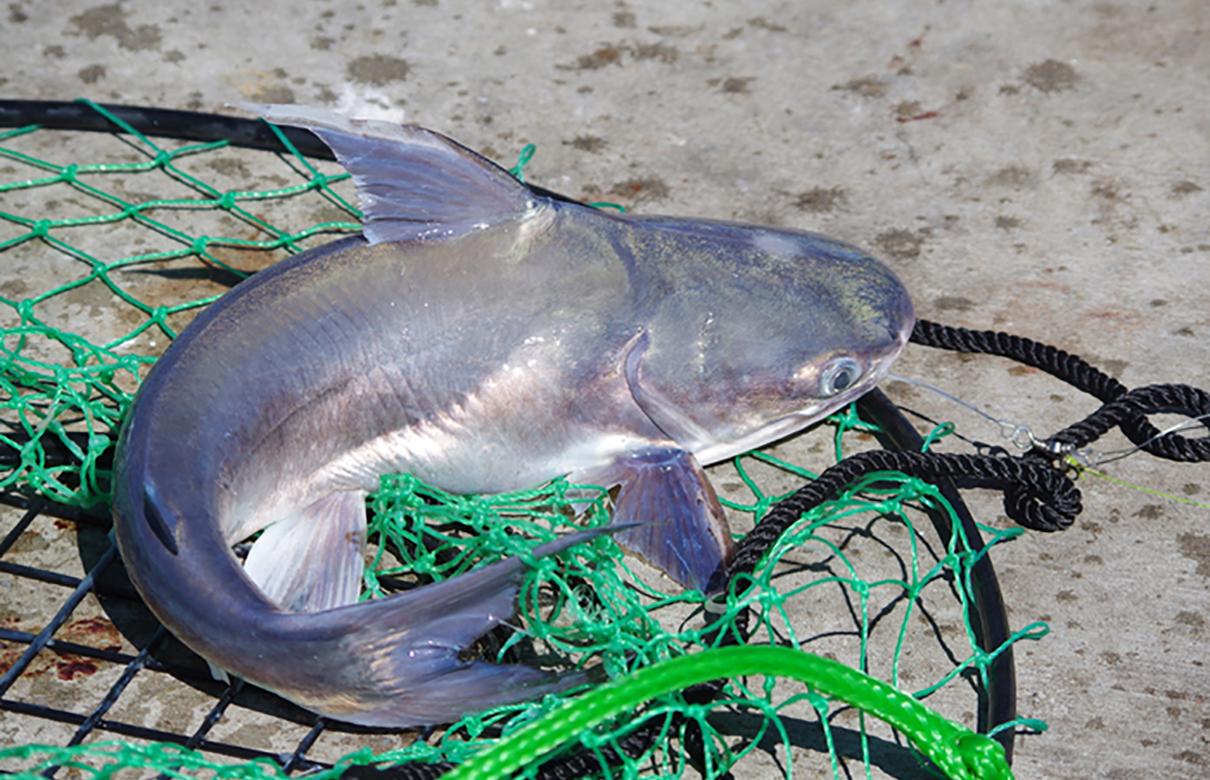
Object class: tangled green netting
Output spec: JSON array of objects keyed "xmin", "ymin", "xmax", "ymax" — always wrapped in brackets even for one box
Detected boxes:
[{"xmin": 0, "ymin": 102, "xmax": 1045, "ymax": 779}]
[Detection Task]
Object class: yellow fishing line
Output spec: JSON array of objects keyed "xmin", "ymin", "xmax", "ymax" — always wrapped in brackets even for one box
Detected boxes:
[{"xmin": 1068, "ymin": 457, "xmax": 1210, "ymax": 510}]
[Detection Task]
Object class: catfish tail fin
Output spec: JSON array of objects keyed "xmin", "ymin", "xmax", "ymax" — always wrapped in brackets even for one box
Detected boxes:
[{"xmin": 258, "ymin": 529, "xmax": 601, "ymax": 728}]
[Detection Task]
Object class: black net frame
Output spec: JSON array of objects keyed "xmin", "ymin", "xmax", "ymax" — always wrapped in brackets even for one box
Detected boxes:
[{"xmin": 0, "ymin": 100, "xmax": 1017, "ymax": 777}]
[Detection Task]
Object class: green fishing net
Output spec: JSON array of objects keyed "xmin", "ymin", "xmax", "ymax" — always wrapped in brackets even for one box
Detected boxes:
[{"xmin": 0, "ymin": 103, "xmax": 1044, "ymax": 779}]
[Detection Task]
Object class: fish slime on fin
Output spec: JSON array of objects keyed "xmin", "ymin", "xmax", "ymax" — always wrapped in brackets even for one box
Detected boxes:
[{"xmin": 110, "ymin": 103, "xmax": 914, "ymax": 727}]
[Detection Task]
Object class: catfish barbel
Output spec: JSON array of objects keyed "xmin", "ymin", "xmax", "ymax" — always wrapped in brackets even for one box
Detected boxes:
[{"xmin": 111, "ymin": 104, "xmax": 914, "ymax": 727}]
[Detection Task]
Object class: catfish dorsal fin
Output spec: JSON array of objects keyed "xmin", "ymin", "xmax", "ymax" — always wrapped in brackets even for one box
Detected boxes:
[{"xmin": 233, "ymin": 103, "xmax": 537, "ymax": 245}]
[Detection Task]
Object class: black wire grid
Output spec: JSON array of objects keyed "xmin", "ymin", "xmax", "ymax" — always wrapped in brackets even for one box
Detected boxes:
[{"xmin": 0, "ymin": 494, "xmax": 341, "ymax": 774}]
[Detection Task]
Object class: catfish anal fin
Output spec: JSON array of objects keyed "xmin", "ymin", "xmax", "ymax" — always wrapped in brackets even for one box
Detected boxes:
[
  {"xmin": 606, "ymin": 446, "xmax": 734, "ymax": 594},
  {"xmin": 243, "ymin": 490, "xmax": 367, "ymax": 613}
]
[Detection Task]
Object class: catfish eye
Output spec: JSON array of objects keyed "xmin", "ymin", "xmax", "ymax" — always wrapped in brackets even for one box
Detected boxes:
[{"xmin": 820, "ymin": 357, "xmax": 862, "ymax": 397}]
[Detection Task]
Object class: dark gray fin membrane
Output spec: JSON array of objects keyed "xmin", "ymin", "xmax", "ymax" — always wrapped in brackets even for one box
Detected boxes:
[
  {"xmin": 141, "ymin": 482, "xmax": 179, "ymax": 555},
  {"xmin": 242, "ymin": 490, "xmax": 367, "ymax": 613},
  {"xmin": 606, "ymin": 446, "xmax": 735, "ymax": 594},
  {"xmin": 231, "ymin": 103, "xmax": 536, "ymax": 245}
]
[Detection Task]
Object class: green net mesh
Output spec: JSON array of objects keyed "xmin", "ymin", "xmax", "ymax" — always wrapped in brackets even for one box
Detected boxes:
[
  {"xmin": 0, "ymin": 103, "xmax": 358, "ymax": 509},
  {"xmin": 0, "ymin": 103, "xmax": 1045, "ymax": 779}
]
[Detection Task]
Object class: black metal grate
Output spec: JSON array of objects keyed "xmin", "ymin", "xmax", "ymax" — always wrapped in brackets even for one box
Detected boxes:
[{"xmin": 0, "ymin": 494, "xmax": 343, "ymax": 773}]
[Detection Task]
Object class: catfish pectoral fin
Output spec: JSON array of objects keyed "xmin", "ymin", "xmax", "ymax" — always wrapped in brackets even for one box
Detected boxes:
[{"xmin": 606, "ymin": 446, "xmax": 735, "ymax": 594}]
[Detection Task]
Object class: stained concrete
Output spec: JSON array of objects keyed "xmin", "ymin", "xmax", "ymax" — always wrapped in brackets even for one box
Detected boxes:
[{"xmin": 1, "ymin": 1, "xmax": 1208, "ymax": 778}]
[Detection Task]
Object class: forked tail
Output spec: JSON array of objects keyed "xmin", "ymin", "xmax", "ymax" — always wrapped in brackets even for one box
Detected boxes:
[{"xmin": 247, "ymin": 530, "xmax": 602, "ymax": 728}]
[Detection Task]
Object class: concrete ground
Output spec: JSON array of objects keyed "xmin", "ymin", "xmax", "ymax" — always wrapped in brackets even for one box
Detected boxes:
[{"xmin": 1, "ymin": 1, "xmax": 1208, "ymax": 778}]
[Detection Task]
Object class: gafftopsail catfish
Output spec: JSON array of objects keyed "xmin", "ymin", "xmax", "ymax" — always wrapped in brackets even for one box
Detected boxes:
[{"xmin": 111, "ymin": 104, "xmax": 914, "ymax": 728}]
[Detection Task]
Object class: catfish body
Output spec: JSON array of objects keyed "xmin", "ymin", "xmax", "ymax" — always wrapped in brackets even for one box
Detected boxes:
[{"xmin": 111, "ymin": 105, "xmax": 914, "ymax": 728}]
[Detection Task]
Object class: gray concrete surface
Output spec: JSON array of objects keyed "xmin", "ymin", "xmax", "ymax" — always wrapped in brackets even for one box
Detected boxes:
[{"xmin": 1, "ymin": 0, "xmax": 1208, "ymax": 778}]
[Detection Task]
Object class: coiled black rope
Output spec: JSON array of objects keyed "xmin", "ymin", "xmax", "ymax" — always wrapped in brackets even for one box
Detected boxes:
[
  {"xmin": 1048, "ymin": 383, "xmax": 1210, "ymax": 461},
  {"xmin": 729, "ymin": 449, "xmax": 1082, "ymax": 576},
  {"xmin": 907, "ymin": 319, "xmax": 1210, "ymax": 532},
  {"xmin": 909, "ymin": 319, "xmax": 1210, "ymax": 463}
]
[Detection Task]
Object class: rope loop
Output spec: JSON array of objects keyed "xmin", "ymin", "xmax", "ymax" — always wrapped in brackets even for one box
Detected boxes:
[
  {"xmin": 909, "ymin": 318, "xmax": 1210, "ymax": 530},
  {"xmin": 1049, "ymin": 383, "xmax": 1210, "ymax": 462},
  {"xmin": 728, "ymin": 449, "xmax": 1084, "ymax": 578}
]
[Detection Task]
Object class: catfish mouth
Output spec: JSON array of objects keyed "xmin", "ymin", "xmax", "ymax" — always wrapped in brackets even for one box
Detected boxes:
[
  {"xmin": 691, "ymin": 335, "xmax": 910, "ymax": 467},
  {"xmin": 692, "ymin": 393, "xmax": 851, "ymax": 466}
]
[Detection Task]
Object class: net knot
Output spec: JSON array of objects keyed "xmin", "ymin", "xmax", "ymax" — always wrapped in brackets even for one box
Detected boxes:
[
  {"xmin": 31, "ymin": 219, "xmax": 51, "ymax": 238},
  {"xmin": 217, "ymin": 191, "xmax": 238, "ymax": 209},
  {"xmin": 191, "ymin": 236, "xmax": 210, "ymax": 254},
  {"xmin": 59, "ymin": 164, "xmax": 78, "ymax": 184}
]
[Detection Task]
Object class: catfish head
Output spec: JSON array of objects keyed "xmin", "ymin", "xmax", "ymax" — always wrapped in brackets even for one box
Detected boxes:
[{"xmin": 623, "ymin": 222, "xmax": 914, "ymax": 464}]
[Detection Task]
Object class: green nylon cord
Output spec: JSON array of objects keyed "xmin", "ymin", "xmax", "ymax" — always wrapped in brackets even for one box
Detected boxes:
[{"xmin": 441, "ymin": 645, "xmax": 1013, "ymax": 780}]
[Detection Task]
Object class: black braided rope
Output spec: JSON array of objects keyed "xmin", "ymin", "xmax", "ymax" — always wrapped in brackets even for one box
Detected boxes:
[
  {"xmin": 730, "ymin": 450, "xmax": 1083, "ymax": 577},
  {"xmin": 1050, "ymin": 383, "xmax": 1210, "ymax": 461},
  {"xmin": 909, "ymin": 319, "xmax": 1127, "ymax": 402},
  {"xmin": 909, "ymin": 319, "xmax": 1210, "ymax": 532},
  {"xmin": 910, "ymin": 319, "xmax": 1210, "ymax": 463}
]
